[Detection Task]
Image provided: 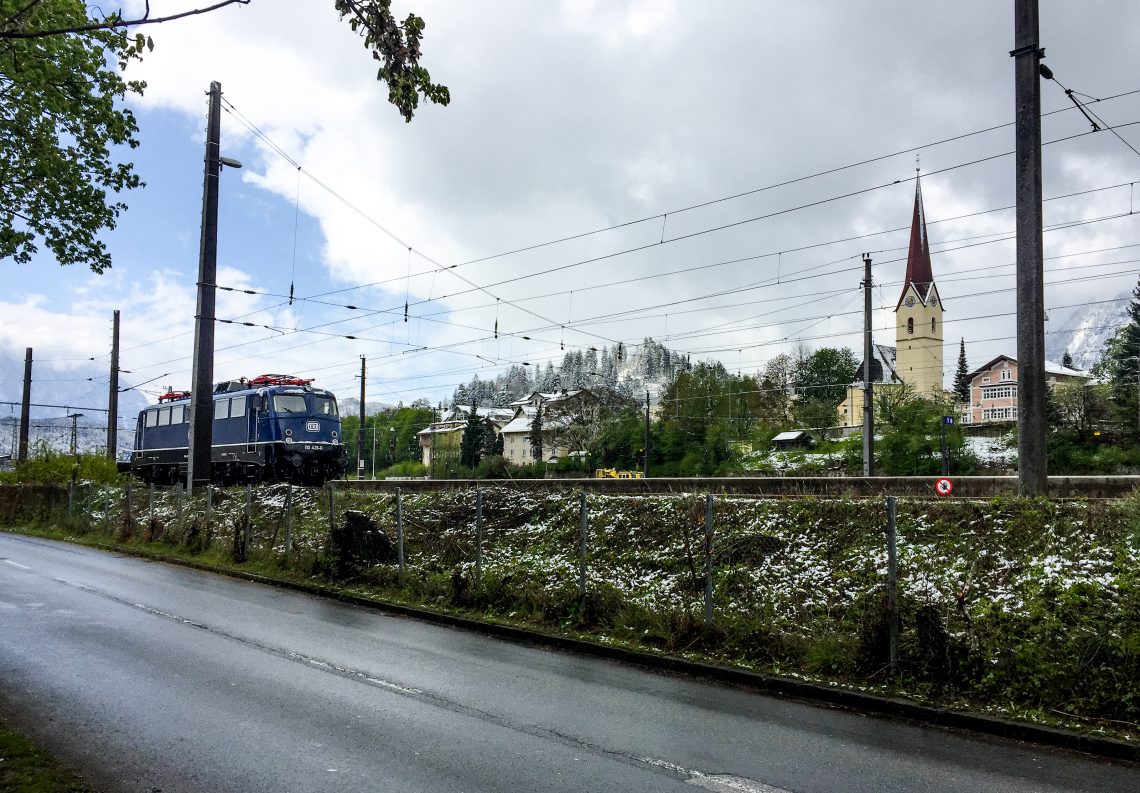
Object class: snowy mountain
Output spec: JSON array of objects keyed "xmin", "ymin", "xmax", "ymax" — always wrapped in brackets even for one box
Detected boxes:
[
  {"xmin": 0, "ymin": 350, "xmax": 149, "ymax": 457},
  {"xmin": 449, "ymin": 338, "xmax": 688, "ymax": 409},
  {"xmin": 1044, "ymin": 296, "xmax": 1130, "ymax": 372}
]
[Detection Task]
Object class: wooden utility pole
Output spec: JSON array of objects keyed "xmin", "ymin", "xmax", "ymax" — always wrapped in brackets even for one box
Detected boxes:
[
  {"xmin": 18, "ymin": 347, "xmax": 31, "ymax": 462},
  {"xmin": 187, "ymin": 81, "xmax": 223, "ymax": 493},
  {"xmin": 1013, "ymin": 0, "xmax": 1048, "ymax": 496},
  {"xmin": 862, "ymin": 255, "xmax": 874, "ymax": 476},
  {"xmin": 107, "ymin": 309, "xmax": 120, "ymax": 460},
  {"xmin": 357, "ymin": 355, "xmax": 366, "ymax": 479}
]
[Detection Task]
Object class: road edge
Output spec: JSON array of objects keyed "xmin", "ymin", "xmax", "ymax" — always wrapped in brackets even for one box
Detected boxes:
[{"xmin": 41, "ymin": 534, "xmax": 1140, "ymax": 764}]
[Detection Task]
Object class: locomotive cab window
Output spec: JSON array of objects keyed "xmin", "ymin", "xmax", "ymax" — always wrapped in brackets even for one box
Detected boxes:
[
  {"xmin": 273, "ymin": 394, "xmax": 308, "ymax": 414},
  {"xmin": 230, "ymin": 396, "xmax": 246, "ymax": 418},
  {"xmin": 158, "ymin": 407, "xmax": 171, "ymax": 427},
  {"xmin": 145, "ymin": 410, "xmax": 158, "ymax": 428},
  {"xmin": 214, "ymin": 399, "xmax": 229, "ymax": 421},
  {"xmin": 313, "ymin": 395, "xmax": 338, "ymax": 417}
]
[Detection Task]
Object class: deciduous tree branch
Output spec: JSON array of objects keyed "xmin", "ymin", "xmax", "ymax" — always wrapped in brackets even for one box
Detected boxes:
[{"xmin": 0, "ymin": 0, "xmax": 250, "ymax": 39}]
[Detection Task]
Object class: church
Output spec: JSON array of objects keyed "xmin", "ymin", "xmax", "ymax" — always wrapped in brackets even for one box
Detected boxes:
[{"xmin": 836, "ymin": 176, "xmax": 945, "ymax": 428}]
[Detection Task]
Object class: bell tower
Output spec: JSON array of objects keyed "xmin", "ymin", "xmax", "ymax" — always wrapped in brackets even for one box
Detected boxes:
[{"xmin": 895, "ymin": 173, "xmax": 944, "ymax": 395}]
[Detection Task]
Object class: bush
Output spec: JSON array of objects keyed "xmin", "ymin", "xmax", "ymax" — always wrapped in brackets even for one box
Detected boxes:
[
  {"xmin": 382, "ymin": 460, "xmax": 428, "ymax": 478},
  {"xmin": 0, "ymin": 444, "xmax": 120, "ymax": 485}
]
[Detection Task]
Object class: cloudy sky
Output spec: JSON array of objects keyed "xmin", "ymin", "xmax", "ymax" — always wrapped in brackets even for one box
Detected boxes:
[{"xmin": 4, "ymin": 0, "xmax": 1140, "ymax": 415}]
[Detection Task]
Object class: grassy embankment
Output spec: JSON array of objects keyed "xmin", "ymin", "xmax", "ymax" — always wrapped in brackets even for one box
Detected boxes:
[
  {"xmin": 0, "ymin": 721, "xmax": 96, "ymax": 793},
  {"xmin": 2, "ymin": 481, "xmax": 1139, "ymax": 743}
]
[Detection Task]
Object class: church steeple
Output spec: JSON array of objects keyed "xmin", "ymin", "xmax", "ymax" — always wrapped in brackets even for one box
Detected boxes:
[
  {"xmin": 894, "ymin": 169, "xmax": 945, "ymax": 395},
  {"xmin": 900, "ymin": 173, "xmax": 934, "ymax": 301}
]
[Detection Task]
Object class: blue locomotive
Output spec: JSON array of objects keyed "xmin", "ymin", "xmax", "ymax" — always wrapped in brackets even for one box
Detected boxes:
[{"xmin": 130, "ymin": 374, "xmax": 348, "ymax": 485}]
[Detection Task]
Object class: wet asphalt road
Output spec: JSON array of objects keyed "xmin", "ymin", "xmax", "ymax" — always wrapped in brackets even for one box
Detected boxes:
[{"xmin": 0, "ymin": 533, "xmax": 1136, "ymax": 793}]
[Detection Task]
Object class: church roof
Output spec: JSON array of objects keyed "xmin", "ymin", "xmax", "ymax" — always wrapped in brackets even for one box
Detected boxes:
[
  {"xmin": 850, "ymin": 344, "xmax": 899, "ymax": 384},
  {"xmin": 896, "ymin": 176, "xmax": 938, "ymax": 310}
]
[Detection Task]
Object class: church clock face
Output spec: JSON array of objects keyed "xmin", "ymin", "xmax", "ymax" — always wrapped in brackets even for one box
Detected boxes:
[{"xmin": 904, "ymin": 296, "xmax": 916, "ymax": 307}]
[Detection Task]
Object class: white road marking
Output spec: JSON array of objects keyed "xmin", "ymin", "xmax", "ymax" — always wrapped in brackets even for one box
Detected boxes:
[
  {"xmin": 2, "ymin": 559, "xmax": 31, "ymax": 570},
  {"xmin": 639, "ymin": 757, "xmax": 792, "ymax": 793}
]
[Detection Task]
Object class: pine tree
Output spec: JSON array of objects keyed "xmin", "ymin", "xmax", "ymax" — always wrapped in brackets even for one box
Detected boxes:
[
  {"xmin": 1106, "ymin": 275, "xmax": 1140, "ymax": 439},
  {"xmin": 529, "ymin": 407, "xmax": 544, "ymax": 462},
  {"xmin": 1061, "ymin": 351, "xmax": 1074, "ymax": 369},
  {"xmin": 459, "ymin": 401, "xmax": 484, "ymax": 468},
  {"xmin": 953, "ymin": 338, "xmax": 970, "ymax": 402}
]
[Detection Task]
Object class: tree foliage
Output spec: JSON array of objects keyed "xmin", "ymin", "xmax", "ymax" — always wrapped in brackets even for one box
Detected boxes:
[
  {"xmin": 875, "ymin": 390, "xmax": 971, "ymax": 475},
  {"xmin": 792, "ymin": 346, "xmax": 859, "ymax": 403},
  {"xmin": 529, "ymin": 406, "xmax": 544, "ymax": 462},
  {"xmin": 334, "ymin": 0, "xmax": 450, "ymax": 122},
  {"xmin": 0, "ymin": 0, "xmax": 148, "ymax": 272},
  {"xmin": 656, "ymin": 361, "xmax": 755, "ymax": 475},
  {"xmin": 1098, "ymin": 275, "xmax": 1140, "ymax": 440},
  {"xmin": 1, "ymin": 0, "xmax": 448, "ymax": 273},
  {"xmin": 953, "ymin": 338, "xmax": 970, "ymax": 403}
]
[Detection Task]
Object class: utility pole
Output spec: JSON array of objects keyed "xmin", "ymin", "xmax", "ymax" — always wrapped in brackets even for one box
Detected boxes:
[
  {"xmin": 861, "ymin": 254, "xmax": 874, "ymax": 476},
  {"xmin": 643, "ymin": 388, "xmax": 650, "ymax": 477},
  {"xmin": 187, "ymin": 81, "xmax": 223, "ymax": 493},
  {"xmin": 107, "ymin": 309, "xmax": 120, "ymax": 461},
  {"xmin": 18, "ymin": 347, "xmax": 31, "ymax": 462},
  {"xmin": 357, "ymin": 355, "xmax": 367, "ymax": 480},
  {"xmin": 1013, "ymin": 0, "xmax": 1048, "ymax": 496}
]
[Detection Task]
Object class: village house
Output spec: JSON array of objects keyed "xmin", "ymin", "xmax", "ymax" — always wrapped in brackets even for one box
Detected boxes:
[
  {"xmin": 500, "ymin": 389, "xmax": 598, "ymax": 464},
  {"xmin": 416, "ymin": 404, "xmax": 514, "ymax": 468},
  {"xmin": 961, "ymin": 355, "xmax": 1089, "ymax": 425}
]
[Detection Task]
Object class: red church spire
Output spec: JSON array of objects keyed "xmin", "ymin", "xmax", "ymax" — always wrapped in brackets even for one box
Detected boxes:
[{"xmin": 902, "ymin": 174, "xmax": 934, "ymax": 296}]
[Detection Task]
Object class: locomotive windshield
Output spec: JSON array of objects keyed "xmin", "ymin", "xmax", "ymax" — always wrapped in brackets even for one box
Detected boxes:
[
  {"xmin": 313, "ymin": 395, "xmax": 338, "ymax": 417},
  {"xmin": 273, "ymin": 394, "xmax": 308, "ymax": 414}
]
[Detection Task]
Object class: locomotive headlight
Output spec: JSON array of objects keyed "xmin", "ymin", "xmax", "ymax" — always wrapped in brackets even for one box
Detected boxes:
[
  {"xmin": 285, "ymin": 428, "xmax": 293, "ymax": 437},
  {"xmin": 331, "ymin": 431, "xmax": 338, "ymax": 439}
]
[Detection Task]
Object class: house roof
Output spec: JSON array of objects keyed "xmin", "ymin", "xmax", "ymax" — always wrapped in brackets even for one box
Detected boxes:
[
  {"xmin": 508, "ymin": 389, "xmax": 588, "ymax": 407},
  {"xmin": 967, "ymin": 354, "xmax": 1090, "ymax": 382},
  {"xmin": 500, "ymin": 404, "xmax": 573, "ymax": 434},
  {"xmin": 442, "ymin": 404, "xmax": 515, "ymax": 422},
  {"xmin": 772, "ymin": 430, "xmax": 810, "ymax": 442}
]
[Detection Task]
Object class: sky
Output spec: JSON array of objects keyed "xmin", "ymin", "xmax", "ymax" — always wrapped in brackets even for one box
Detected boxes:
[{"xmin": 4, "ymin": 0, "xmax": 1140, "ymax": 417}]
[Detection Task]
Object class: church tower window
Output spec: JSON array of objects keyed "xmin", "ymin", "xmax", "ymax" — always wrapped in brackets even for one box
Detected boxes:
[
  {"xmin": 931, "ymin": 317, "xmax": 937, "ymax": 334},
  {"xmin": 907, "ymin": 317, "xmax": 914, "ymax": 335}
]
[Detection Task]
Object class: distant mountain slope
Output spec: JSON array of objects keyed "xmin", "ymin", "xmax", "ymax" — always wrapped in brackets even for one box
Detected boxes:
[{"xmin": 1044, "ymin": 296, "xmax": 1130, "ymax": 372}]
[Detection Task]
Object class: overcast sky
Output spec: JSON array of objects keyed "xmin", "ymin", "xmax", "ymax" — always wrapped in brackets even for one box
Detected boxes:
[{"xmin": 4, "ymin": 0, "xmax": 1140, "ymax": 411}]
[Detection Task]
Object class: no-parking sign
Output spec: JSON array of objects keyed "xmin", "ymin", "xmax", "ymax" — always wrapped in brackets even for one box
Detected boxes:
[{"xmin": 935, "ymin": 477, "xmax": 954, "ymax": 496}]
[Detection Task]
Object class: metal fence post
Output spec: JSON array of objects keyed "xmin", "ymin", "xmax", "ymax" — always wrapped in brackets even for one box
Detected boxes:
[
  {"xmin": 125, "ymin": 481, "xmax": 132, "ymax": 528},
  {"xmin": 103, "ymin": 486, "xmax": 110, "ymax": 533},
  {"xmin": 244, "ymin": 484, "xmax": 253, "ymax": 558},
  {"xmin": 578, "ymin": 491, "xmax": 588, "ymax": 608},
  {"xmin": 328, "ymin": 483, "xmax": 336, "ymax": 534},
  {"xmin": 67, "ymin": 479, "xmax": 74, "ymax": 519},
  {"xmin": 886, "ymin": 495, "xmax": 899, "ymax": 675},
  {"xmin": 283, "ymin": 484, "xmax": 293, "ymax": 563},
  {"xmin": 205, "ymin": 484, "xmax": 213, "ymax": 531},
  {"xmin": 704, "ymin": 494, "xmax": 714, "ymax": 632},
  {"xmin": 177, "ymin": 484, "xmax": 184, "ymax": 533},
  {"xmin": 475, "ymin": 488, "xmax": 483, "ymax": 591},
  {"xmin": 148, "ymin": 482, "xmax": 154, "ymax": 524},
  {"xmin": 396, "ymin": 487, "xmax": 405, "ymax": 581}
]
